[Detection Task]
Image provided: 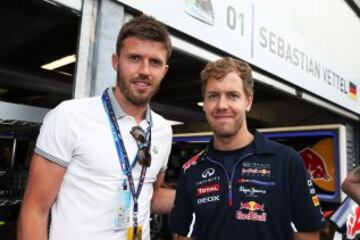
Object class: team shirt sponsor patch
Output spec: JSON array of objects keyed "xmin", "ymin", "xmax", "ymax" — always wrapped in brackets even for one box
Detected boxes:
[
  {"xmin": 241, "ymin": 168, "xmax": 271, "ymax": 176},
  {"xmin": 241, "ymin": 162, "xmax": 271, "ymax": 177},
  {"xmin": 182, "ymin": 151, "xmax": 203, "ymax": 172},
  {"xmin": 239, "ymin": 186, "xmax": 266, "ymax": 197},
  {"xmin": 236, "ymin": 201, "xmax": 267, "ymax": 222},
  {"xmin": 237, "ymin": 178, "xmax": 276, "ymax": 186},
  {"xmin": 202, "ymin": 168, "xmax": 215, "ymax": 178},
  {"xmin": 312, "ymin": 195, "xmax": 320, "ymax": 207},
  {"xmin": 307, "ymin": 180, "xmax": 314, "ymax": 187},
  {"xmin": 196, "ymin": 176, "xmax": 220, "ymax": 186},
  {"xmin": 197, "ymin": 195, "xmax": 220, "ymax": 205},
  {"xmin": 243, "ymin": 161, "xmax": 271, "ymax": 168},
  {"xmin": 197, "ymin": 183, "xmax": 220, "ymax": 196}
]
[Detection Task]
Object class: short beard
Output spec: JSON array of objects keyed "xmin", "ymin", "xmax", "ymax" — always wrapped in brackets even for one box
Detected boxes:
[
  {"xmin": 117, "ymin": 73, "xmax": 159, "ymax": 106},
  {"xmin": 207, "ymin": 116, "xmax": 244, "ymax": 139}
]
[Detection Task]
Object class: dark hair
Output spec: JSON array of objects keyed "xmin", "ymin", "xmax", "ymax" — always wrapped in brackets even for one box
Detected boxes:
[
  {"xmin": 116, "ymin": 14, "xmax": 172, "ymax": 59},
  {"xmin": 200, "ymin": 57, "xmax": 253, "ymax": 97}
]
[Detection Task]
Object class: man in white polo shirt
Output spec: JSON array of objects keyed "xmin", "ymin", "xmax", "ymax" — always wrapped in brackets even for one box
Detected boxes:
[{"xmin": 18, "ymin": 14, "xmax": 174, "ymax": 240}]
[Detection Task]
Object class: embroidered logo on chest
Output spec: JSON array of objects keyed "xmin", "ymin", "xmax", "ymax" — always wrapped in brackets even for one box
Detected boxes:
[
  {"xmin": 236, "ymin": 201, "xmax": 267, "ymax": 222},
  {"xmin": 197, "ymin": 183, "xmax": 220, "ymax": 196}
]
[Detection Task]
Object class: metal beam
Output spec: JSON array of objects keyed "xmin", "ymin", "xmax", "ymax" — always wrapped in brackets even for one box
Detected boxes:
[
  {"xmin": 0, "ymin": 68, "xmax": 72, "ymax": 95},
  {"xmin": 73, "ymin": 0, "xmax": 99, "ymax": 98},
  {"xmin": 43, "ymin": 0, "xmax": 82, "ymax": 12},
  {"xmin": 151, "ymin": 102, "xmax": 205, "ymax": 122},
  {"xmin": 0, "ymin": 101, "xmax": 48, "ymax": 124}
]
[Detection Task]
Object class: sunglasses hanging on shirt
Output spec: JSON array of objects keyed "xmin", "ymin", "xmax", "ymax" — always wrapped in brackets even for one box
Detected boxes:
[{"xmin": 130, "ymin": 126, "xmax": 151, "ymax": 167}]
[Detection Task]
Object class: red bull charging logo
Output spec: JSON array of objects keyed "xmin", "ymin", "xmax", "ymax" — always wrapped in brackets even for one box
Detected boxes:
[
  {"xmin": 182, "ymin": 151, "xmax": 203, "ymax": 172},
  {"xmin": 236, "ymin": 201, "xmax": 267, "ymax": 222},
  {"xmin": 347, "ymin": 204, "xmax": 360, "ymax": 239},
  {"xmin": 300, "ymin": 148, "xmax": 332, "ymax": 181}
]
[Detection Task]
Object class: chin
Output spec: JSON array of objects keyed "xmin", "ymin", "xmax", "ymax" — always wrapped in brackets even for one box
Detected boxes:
[{"xmin": 213, "ymin": 129, "xmax": 236, "ymax": 138}]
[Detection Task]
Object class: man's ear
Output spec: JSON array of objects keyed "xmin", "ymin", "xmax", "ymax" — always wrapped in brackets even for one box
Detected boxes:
[
  {"xmin": 246, "ymin": 94, "xmax": 253, "ymax": 112},
  {"xmin": 162, "ymin": 64, "xmax": 169, "ymax": 79},
  {"xmin": 111, "ymin": 53, "xmax": 118, "ymax": 71}
]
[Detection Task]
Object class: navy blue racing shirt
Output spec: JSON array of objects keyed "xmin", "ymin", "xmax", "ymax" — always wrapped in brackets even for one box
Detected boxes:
[{"xmin": 170, "ymin": 130, "xmax": 325, "ymax": 240}]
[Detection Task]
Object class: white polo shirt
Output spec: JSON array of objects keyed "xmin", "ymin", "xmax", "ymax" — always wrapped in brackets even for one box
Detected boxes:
[{"xmin": 35, "ymin": 88, "xmax": 172, "ymax": 240}]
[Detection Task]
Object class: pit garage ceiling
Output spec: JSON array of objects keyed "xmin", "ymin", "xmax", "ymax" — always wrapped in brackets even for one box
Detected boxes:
[{"xmin": 0, "ymin": 0, "xmax": 349, "ymax": 133}]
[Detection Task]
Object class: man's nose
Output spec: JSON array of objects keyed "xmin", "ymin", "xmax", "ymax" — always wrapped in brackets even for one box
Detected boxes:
[
  {"xmin": 217, "ymin": 95, "xmax": 228, "ymax": 109},
  {"xmin": 139, "ymin": 60, "xmax": 150, "ymax": 76}
]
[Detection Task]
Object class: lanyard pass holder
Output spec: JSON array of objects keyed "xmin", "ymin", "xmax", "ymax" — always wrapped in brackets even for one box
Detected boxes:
[{"xmin": 133, "ymin": 201, "xmax": 139, "ymax": 239}]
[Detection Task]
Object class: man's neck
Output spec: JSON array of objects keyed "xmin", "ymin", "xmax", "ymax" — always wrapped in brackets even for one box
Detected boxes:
[
  {"xmin": 113, "ymin": 87, "xmax": 147, "ymax": 124},
  {"xmin": 213, "ymin": 129, "xmax": 254, "ymax": 151}
]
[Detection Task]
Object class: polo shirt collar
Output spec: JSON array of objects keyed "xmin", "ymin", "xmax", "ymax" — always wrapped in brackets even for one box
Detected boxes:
[{"xmin": 106, "ymin": 87, "xmax": 152, "ymax": 123}]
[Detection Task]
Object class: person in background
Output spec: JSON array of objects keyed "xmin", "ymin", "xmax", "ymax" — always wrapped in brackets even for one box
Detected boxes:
[
  {"xmin": 18, "ymin": 14, "xmax": 175, "ymax": 240},
  {"xmin": 170, "ymin": 57, "xmax": 325, "ymax": 240},
  {"xmin": 342, "ymin": 166, "xmax": 360, "ymax": 205}
]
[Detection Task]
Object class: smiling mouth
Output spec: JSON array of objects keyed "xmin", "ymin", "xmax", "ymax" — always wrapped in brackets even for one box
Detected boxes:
[
  {"xmin": 214, "ymin": 115, "xmax": 233, "ymax": 120},
  {"xmin": 133, "ymin": 81, "xmax": 151, "ymax": 92}
]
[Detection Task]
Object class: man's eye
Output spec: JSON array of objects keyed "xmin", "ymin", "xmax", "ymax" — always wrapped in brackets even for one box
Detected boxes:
[
  {"xmin": 229, "ymin": 94, "xmax": 239, "ymax": 99},
  {"xmin": 129, "ymin": 55, "xmax": 140, "ymax": 62},
  {"xmin": 150, "ymin": 59, "xmax": 162, "ymax": 67},
  {"xmin": 207, "ymin": 95, "xmax": 218, "ymax": 100}
]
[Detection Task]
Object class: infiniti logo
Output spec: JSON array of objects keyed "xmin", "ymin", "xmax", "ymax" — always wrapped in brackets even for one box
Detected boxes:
[{"xmin": 202, "ymin": 168, "xmax": 215, "ymax": 178}]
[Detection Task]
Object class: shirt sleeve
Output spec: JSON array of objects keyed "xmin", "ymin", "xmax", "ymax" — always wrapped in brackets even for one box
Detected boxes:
[
  {"xmin": 289, "ymin": 149, "xmax": 325, "ymax": 231},
  {"xmin": 169, "ymin": 169, "xmax": 195, "ymax": 237},
  {"xmin": 34, "ymin": 101, "xmax": 75, "ymax": 167},
  {"xmin": 160, "ymin": 124, "xmax": 173, "ymax": 172}
]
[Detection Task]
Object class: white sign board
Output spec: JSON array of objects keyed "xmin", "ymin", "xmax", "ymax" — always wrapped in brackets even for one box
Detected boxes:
[{"xmin": 118, "ymin": 0, "xmax": 360, "ymax": 114}]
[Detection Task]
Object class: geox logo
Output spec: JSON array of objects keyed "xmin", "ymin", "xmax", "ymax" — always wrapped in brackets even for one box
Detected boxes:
[{"xmin": 197, "ymin": 195, "xmax": 220, "ymax": 205}]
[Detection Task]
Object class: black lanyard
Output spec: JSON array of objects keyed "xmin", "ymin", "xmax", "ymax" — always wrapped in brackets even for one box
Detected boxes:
[{"xmin": 102, "ymin": 89, "xmax": 151, "ymax": 228}]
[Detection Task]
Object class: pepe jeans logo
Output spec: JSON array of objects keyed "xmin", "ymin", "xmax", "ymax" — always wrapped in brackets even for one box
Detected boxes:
[
  {"xmin": 239, "ymin": 186, "xmax": 266, "ymax": 197},
  {"xmin": 202, "ymin": 168, "xmax": 215, "ymax": 178}
]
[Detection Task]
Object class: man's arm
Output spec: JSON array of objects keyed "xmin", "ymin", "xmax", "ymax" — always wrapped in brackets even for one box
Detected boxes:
[
  {"xmin": 293, "ymin": 231, "xmax": 319, "ymax": 240},
  {"xmin": 151, "ymin": 172, "xmax": 175, "ymax": 214},
  {"xmin": 17, "ymin": 153, "xmax": 66, "ymax": 240},
  {"xmin": 342, "ymin": 166, "xmax": 360, "ymax": 205}
]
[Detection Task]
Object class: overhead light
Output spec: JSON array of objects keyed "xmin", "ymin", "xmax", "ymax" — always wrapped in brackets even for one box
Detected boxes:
[
  {"xmin": 41, "ymin": 54, "xmax": 76, "ymax": 70},
  {"xmin": 166, "ymin": 119, "xmax": 184, "ymax": 126},
  {"xmin": 197, "ymin": 102, "xmax": 204, "ymax": 107}
]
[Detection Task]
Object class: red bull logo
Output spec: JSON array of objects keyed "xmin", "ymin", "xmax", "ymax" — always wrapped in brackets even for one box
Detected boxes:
[
  {"xmin": 182, "ymin": 151, "xmax": 203, "ymax": 172},
  {"xmin": 300, "ymin": 148, "xmax": 331, "ymax": 181},
  {"xmin": 347, "ymin": 204, "xmax": 360, "ymax": 239},
  {"xmin": 240, "ymin": 201, "xmax": 264, "ymax": 211},
  {"xmin": 237, "ymin": 201, "xmax": 267, "ymax": 222}
]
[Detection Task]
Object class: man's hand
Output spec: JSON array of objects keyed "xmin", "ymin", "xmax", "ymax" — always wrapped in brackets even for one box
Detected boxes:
[{"xmin": 151, "ymin": 172, "xmax": 175, "ymax": 214}]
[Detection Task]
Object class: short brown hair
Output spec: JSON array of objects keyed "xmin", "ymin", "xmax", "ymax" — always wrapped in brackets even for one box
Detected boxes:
[
  {"xmin": 116, "ymin": 14, "xmax": 172, "ymax": 59},
  {"xmin": 200, "ymin": 57, "xmax": 253, "ymax": 97}
]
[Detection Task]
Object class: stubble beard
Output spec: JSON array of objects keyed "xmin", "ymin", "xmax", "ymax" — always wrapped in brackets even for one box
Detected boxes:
[
  {"xmin": 117, "ymin": 72, "xmax": 160, "ymax": 106},
  {"xmin": 208, "ymin": 115, "xmax": 245, "ymax": 140}
]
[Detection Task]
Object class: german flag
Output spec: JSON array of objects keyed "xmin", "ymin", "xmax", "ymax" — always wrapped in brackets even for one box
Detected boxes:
[{"xmin": 349, "ymin": 82, "xmax": 357, "ymax": 100}]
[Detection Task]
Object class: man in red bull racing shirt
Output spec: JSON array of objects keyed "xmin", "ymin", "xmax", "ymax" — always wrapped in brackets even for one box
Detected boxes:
[{"xmin": 169, "ymin": 57, "xmax": 325, "ymax": 240}]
